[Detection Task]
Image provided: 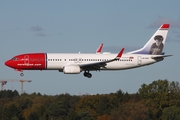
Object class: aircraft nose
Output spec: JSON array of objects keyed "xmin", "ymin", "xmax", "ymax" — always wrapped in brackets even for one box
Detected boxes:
[{"xmin": 5, "ymin": 60, "xmax": 11, "ymax": 67}]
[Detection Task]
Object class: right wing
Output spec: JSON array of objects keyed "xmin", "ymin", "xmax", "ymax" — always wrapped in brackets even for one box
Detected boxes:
[{"xmin": 80, "ymin": 48, "xmax": 124, "ymax": 71}]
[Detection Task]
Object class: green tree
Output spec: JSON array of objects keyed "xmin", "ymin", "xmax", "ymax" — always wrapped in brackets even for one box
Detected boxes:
[
  {"xmin": 19, "ymin": 97, "xmax": 33, "ymax": 110},
  {"xmin": 0, "ymin": 90, "xmax": 19, "ymax": 98},
  {"xmin": 1, "ymin": 103, "xmax": 23, "ymax": 120},
  {"xmin": 76, "ymin": 110, "xmax": 95, "ymax": 120},
  {"xmin": 66, "ymin": 110, "xmax": 78, "ymax": 120},
  {"xmin": 139, "ymin": 79, "xmax": 180, "ymax": 119},
  {"xmin": 115, "ymin": 89, "xmax": 124, "ymax": 102},
  {"xmin": 10, "ymin": 116, "xmax": 19, "ymax": 120},
  {"xmin": 96, "ymin": 95, "xmax": 118, "ymax": 115},
  {"xmin": 28, "ymin": 112, "xmax": 39, "ymax": 120},
  {"xmin": 161, "ymin": 106, "xmax": 180, "ymax": 120},
  {"xmin": 1, "ymin": 107, "xmax": 9, "ymax": 120},
  {"xmin": 110, "ymin": 101, "xmax": 148, "ymax": 120},
  {"xmin": 47, "ymin": 94, "xmax": 73, "ymax": 119}
]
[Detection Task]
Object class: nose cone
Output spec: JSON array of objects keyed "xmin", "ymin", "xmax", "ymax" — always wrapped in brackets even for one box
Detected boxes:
[{"xmin": 5, "ymin": 60, "xmax": 12, "ymax": 67}]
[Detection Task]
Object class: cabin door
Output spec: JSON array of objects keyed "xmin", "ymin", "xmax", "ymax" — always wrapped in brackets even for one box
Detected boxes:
[
  {"xmin": 138, "ymin": 56, "xmax": 142, "ymax": 65},
  {"xmin": 24, "ymin": 55, "xmax": 29, "ymax": 64}
]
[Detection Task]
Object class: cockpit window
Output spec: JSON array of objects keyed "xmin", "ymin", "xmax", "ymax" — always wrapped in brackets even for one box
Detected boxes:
[{"xmin": 11, "ymin": 57, "xmax": 18, "ymax": 61}]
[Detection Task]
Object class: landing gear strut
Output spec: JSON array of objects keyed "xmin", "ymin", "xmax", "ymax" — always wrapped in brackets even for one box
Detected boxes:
[
  {"xmin": 83, "ymin": 71, "xmax": 92, "ymax": 78},
  {"xmin": 20, "ymin": 73, "xmax": 24, "ymax": 77}
]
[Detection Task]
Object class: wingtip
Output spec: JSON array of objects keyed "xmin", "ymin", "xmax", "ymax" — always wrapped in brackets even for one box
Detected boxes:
[
  {"xmin": 116, "ymin": 48, "xmax": 125, "ymax": 58},
  {"xmin": 96, "ymin": 43, "xmax": 104, "ymax": 53}
]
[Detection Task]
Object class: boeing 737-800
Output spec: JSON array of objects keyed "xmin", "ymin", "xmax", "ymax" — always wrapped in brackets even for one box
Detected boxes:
[{"xmin": 5, "ymin": 24, "xmax": 172, "ymax": 78}]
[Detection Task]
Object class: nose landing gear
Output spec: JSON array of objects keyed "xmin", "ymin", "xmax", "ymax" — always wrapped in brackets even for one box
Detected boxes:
[
  {"xmin": 83, "ymin": 71, "xmax": 92, "ymax": 78},
  {"xmin": 14, "ymin": 69, "xmax": 24, "ymax": 77},
  {"xmin": 20, "ymin": 73, "xmax": 24, "ymax": 76}
]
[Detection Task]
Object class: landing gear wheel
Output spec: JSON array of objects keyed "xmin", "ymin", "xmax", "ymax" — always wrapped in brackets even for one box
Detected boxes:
[
  {"xmin": 83, "ymin": 72, "xmax": 87, "ymax": 76},
  {"xmin": 83, "ymin": 71, "xmax": 92, "ymax": 78},
  {"xmin": 20, "ymin": 73, "xmax": 24, "ymax": 77},
  {"xmin": 87, "ymin": 73, "xmax": 92, "ymax": 78}
]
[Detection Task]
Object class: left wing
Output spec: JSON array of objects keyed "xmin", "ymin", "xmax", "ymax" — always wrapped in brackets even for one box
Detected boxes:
[{"xmin": 80, "ymin": 48, "xmax": 124, "ymax": 71}]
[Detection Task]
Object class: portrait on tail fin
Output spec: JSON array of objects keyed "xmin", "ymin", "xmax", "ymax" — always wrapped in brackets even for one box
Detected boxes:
[
  {"xmin": 127, "ymin": 24, "xmax": 169, "ymax": 55},
  {"xmin": 149, "ymin": 35, "xmax": 164, "ymax": 55}
]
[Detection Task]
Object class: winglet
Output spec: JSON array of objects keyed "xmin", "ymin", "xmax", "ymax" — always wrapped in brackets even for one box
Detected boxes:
[
  {"xmin": 116, "ymin": 48, "xmax": 124, "ymax": 59},
  {"xmin": 96, "ymin": 43, "xmax": 103, "ymax": 53}
]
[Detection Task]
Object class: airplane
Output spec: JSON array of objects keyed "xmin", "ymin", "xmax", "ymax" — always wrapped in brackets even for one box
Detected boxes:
[{"xmin": 5, "ymin": 24, "xmax": 172, "ymax": 78}]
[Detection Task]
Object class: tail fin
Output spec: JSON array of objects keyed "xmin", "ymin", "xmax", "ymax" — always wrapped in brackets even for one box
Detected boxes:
[{"xmin": 128, "ymin": 24, "xmax": 170, "ymax": 55}]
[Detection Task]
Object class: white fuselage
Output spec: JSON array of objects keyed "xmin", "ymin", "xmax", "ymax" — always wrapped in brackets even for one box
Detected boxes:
[{"xmin": 46, "ymin": 53, "xmax": 160, "ymax": 70}]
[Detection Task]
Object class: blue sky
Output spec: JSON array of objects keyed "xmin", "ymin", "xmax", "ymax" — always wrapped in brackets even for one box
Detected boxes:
[{"xmin": 0, "ymin": 1, "xmax": 180, "ymax": 95}]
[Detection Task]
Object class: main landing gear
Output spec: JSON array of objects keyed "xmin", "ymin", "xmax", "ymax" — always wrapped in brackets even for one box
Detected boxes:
[
  {"xmin": 83, "ymin": 71, "xmax": 92, "ymax": 78},
  {"xmin": 20, "ymin": 73, "xmax": 24, "ymax": 77}
]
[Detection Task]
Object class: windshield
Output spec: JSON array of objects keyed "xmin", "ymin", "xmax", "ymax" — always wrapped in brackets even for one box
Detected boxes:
[{"xmin": 11, "ymin": 57, "xmax": 18, "ymax": 61}]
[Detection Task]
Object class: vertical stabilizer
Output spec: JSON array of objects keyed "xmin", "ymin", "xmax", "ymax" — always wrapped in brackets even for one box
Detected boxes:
[{"xmin": 128, "ymin": 24, "xmax": 170, "ymax": 55}]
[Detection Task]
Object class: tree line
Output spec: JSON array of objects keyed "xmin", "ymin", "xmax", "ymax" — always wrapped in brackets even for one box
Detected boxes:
[{"xmin": 0, "ymin": 79, "xmax": 180, "ymax": 120}]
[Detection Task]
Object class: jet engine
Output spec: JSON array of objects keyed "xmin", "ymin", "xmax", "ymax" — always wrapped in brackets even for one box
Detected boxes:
[{"xmin": 63, "ymin": 65, "xmax": 81, "ymax": 74}]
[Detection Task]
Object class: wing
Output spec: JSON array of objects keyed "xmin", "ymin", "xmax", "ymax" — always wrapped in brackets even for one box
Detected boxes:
[{"xmin": 80, "ymin": 48, "xmax": 124, "ymax": 71}]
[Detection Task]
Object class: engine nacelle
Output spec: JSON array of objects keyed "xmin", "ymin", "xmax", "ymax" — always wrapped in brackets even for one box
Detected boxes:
[{"xmin": 63, "ymin": 65, "xmax": 81, "ymax": 74}]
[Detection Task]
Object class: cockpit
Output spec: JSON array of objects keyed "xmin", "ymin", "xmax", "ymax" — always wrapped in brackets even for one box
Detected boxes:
[{"xmin": 11, "ymin": 57, "xmax": 19, "ymax": 61}]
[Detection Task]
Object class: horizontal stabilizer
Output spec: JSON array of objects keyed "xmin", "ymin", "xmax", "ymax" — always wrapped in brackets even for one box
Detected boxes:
[{"xmin": 151, "ymin": 55, "xmax": 172, "ymax": 59}]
